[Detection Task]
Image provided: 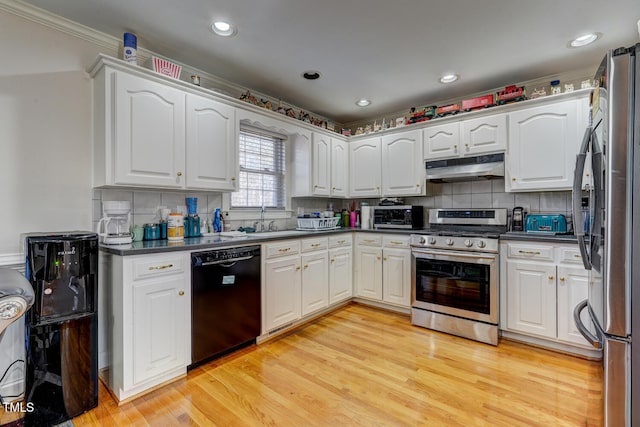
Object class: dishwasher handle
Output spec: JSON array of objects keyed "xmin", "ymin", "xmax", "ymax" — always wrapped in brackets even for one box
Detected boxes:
[{"xmin": 200, "ymin": 254, "xmax": 255, "ymax": 266}]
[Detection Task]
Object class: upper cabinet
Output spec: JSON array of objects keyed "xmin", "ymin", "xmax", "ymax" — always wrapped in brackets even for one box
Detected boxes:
[
  {"xmin": 423, "ymin": 115, "xmax": 506, "ymax": 160},
  {"xmin": 349, "ymin": 136, "xmax": 382, "ymax": 197},
  {"xmin": 330, "ymin": 139, "xmax": 349, "ymax": 197},
  {"xmin": 92, "ymin": 59, "xmax": 237, "ymax": 191},
  {"xmin": 185, "ymin": 94, "xmax": 238, "ymax": 191},
  {"xmin": 110, "ymin": 71, "xmax": 186, "ymax": 188},
  {"xmin": 505, "ymin": 96, "xmax": 589, "ymax": 192},
  {"xmin": 311, "ymin": 133, "xmax": 331, "ymax": 196},
  {"xmin": 381, "ymin": 129, "xmax": 424, "ymax": 196}
]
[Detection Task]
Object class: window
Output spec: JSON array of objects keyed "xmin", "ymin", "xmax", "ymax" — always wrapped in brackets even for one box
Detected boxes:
[{"xmin": 231, "ymin": 128, "xmax": 286, "ymax": 209}]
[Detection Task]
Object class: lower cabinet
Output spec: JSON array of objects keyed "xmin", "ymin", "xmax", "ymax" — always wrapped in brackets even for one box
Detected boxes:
[
  {"xmin": 501, "ymin": 241, "xmax": 592, "ymax": 350},
  {"xmin": 102, "ymin": 251, "xmax": 190, "ymax": 402},
  {"xmin": 354, "ymin": 234, "xmax": 411, "ymax": 308},
  {"xmin": 263, "ymin": 236, "xmax": 353, "ymax": 333}
]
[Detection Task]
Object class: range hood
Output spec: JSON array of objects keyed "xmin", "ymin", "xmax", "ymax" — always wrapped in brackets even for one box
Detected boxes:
[{"xmin": 425, "ymin": 153, "xmax": 504, "ymax": 183}]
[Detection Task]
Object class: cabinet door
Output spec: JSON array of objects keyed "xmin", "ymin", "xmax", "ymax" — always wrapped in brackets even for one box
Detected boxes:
[
  {"xmin": 349, "ymin": 137, "xmax": 381, "ymax": 197},
  {"xmin": 381, "ymin": 130, "xmax": 423, "ymax": 196},
  {"xmin": 506, "ymin": 98, "xmax": 582, "ymax": 191},
  {"xmin": 354, "ymin": 246, "xmax": 383, "ymax": 300},
  {"xmin": 461, "ymin": 114, "xmax": 507, "ymax": 156},
  {"xmin": 506, "ymin": 261, "xmax": 556, "ymax": 338},
  {"xmin": 114, "ymin": 71, "xmax": 185, "ymax": 188},
  {"xmin": 264, "ymin": 255, "xmax": 301, "ymax": 331},
  {"xmin": 301, "ymin": 251, "xmax": 329, "ymax": 316},
  {"xmin": 290, "ymin": 131, "xmax": 313, "ymax": 197},
  {"xmin": 329, "ymin": 247, "xmax": 353, "ymax": 304},
  {"xmin": 131, "ymin": 276, "xmax": 188, "ymax": 387},
  {"xmin": 557, "ymin": 265, "xmax": 592, "ymax": 346},
  {"xmin": 185, "ymin": 94, "xmax": 237, "ymax": 190},
  {"xmin": 423, "ymin": 122, "xmax": 460, "ymax": 160},
  {"xmin": 331, "ymin": 139, "xmax": 349, "ymax": 197},
  {"xmin": 312, "ymin": 133, "xmax": 331, "ymax": 196},
  {"xmin": 382, "ymin": 247, "xmax": 411, "ymax": 307}
]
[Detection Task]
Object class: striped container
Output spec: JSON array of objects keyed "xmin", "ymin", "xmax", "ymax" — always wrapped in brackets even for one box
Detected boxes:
[{"xmin": 151, "ymin": 56, "xmax": 182, "ymax": 79}]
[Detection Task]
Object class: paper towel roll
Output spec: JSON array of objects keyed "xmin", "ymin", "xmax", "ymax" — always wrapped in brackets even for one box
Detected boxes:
[{"xmin": 360, "ymin": 206, "xmax": 371, "ymax": 229}]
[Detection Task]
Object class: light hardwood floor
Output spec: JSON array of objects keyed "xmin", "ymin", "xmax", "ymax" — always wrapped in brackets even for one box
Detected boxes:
[{"xmin": 10, "ymin": 303, "xmax": 605, "ymax": 426}]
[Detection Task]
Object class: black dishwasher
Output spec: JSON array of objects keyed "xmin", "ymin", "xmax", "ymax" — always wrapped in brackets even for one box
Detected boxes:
[{"xmin": 190, "ymin": 245, "xmax": 261, "ymax": 368}]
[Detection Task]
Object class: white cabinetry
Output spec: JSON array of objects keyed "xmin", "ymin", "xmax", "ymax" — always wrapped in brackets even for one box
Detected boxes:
[
  {"xmin": 506, "ymin": 96, "xmax": 589, "ymax": 192},
  {"xmin": 500, "ymin": 241, "xmax": 593, "ymax": 353},
  {"xmin": 263, "ymin": 240, "xmax": 302, "ymax": 332},
  {"xmin": 300, "ymin": 238, "xmax": 329, "ymax": 316},
  {"xmin": 311, "ymin": 133, "xmax": 331, "ymax": 196},
  {"xmin": 423, "ymin": 115, "xmax": 506, "ymax": 160},
  {"xmin": 331, "ymin": 139, "xmax": 349, "ymax": 197},
  {"xmin": 103, "ymin": 252, "xmax": 190, "ymax": 402},
  {"xmin": 349, "ymin": 137, "xmax": 382, "ymax": 197},
  {"xmin": 328, "ymin": 234, "xmax": 353, "ymax": 304},
  {"xmin": 92, "ymin": 59, "xmax": 237, "ymax": 191},
  {"xmin": 185, "ymin": 94, "xmax": 237, "ymax": 190},
  {"xmin": 354, "ymin": 234, "xmax": 411, "ymax": 307},
  {"xmin": 381, "ymin": 129, "xmax": 424, "ymax": 196}
]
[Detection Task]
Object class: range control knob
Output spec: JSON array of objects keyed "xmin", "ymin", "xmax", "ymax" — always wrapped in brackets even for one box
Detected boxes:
[
  {"xmin": 445, "ymin": 238, "xmax": 454, "ymax": 246},
  {"xmin": 428, "ymin": 237, "xmax": 437, "ymax": 245},
  {"xmin": 477, "ymin": 241, "xmax": 487, "ymax": 249},
  {"xmin": 418, "ymin": 236, "xmax": 426, "ymax": 244},
  {"xmin": 464, "ymin": 239, "xmax": 473, "ymax": 247}
]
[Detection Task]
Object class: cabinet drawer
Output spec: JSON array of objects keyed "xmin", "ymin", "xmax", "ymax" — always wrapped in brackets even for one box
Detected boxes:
[
  {"xmin": 356, "ymin": 234, "xmax": 382, "ymax": 247},
  {"xmin": 329, "ymin": 234, "xmax": 352, "ymax": 248},
  {"xmin": 265, "ymin": 240, "xmax": 301, "ymax": 259},
  {"xmin": 382, "ymin": 235, "xmax": 410, "ymax": 248},
  {"xmin": 506, "ymin": 243, "xmax": 554, "ymax": 261},
  {"xmin": 132, "ymin": 254, "xmax": 185, "ymax": 281},
  {"xmin": 557, "ymin": 246, "xmax": 584, "ymax": 265},
  {"xmin": 301, "ymin": 237, "xmax": 328, "ymax": 253}
]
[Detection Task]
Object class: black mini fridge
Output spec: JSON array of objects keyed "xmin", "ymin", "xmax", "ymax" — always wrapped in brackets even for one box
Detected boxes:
[{"xmin": 23, "ymin": 232, "xmax": 98, "ymax": 426}]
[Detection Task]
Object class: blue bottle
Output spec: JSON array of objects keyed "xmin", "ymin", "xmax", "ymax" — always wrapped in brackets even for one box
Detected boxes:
[{"xmin": 213, "ymin": 208, "xmax": 222, "ymax": 232}]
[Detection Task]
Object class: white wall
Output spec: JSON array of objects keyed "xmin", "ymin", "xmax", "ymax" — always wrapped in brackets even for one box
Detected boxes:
[{"xmin": 0, "ymin": 9, "xmax": 113, "ymax": 258}]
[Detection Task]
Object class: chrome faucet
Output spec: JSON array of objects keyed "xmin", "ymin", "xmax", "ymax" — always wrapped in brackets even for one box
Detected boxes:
[
  {"xmin": 259, "ymin": 205, "xmax": 266, "ymax": 232},
  {"xmin": 268, "ymin": 221, "xmax": 276, "ymax": 231}
]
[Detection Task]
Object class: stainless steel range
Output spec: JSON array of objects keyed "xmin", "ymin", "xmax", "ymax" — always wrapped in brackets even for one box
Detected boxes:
[{"xmin": 410, "ymin": 208, "xmax": 507, "ymax": 345}]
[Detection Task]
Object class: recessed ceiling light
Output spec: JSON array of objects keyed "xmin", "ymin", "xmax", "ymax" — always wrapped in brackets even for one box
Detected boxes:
[
  {"xmin": 356, "ymin": 99, "xmax": 371, "ymax": 107},
  {"xmin": 302, "ymin": 71, "xmax": 321, "ymax": 80},
  {"xmin": 569, "ymin": 32, "xmax": 601, "ymax": 48},
  {"xmin": 439, "ymin": 74, "xmax": 459, "ymax": 84},
  {"xmin": 211, "ymin": 21, "xmax": 237, "ymax": 37}
]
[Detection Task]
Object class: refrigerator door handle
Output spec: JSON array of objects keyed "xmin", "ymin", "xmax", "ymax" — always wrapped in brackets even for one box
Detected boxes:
[
  {"xmin": 572, "ymin": 127, "xmax": 592, "ymax": 270},
  {"xmin": 573, "ymin": 299, "xmax": 602, "ymax": 349}
]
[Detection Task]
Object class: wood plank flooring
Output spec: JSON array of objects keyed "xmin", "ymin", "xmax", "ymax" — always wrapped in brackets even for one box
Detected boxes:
[{"xmin": 8, "ymin": 303, "xmax": 604, "ymax": 426}]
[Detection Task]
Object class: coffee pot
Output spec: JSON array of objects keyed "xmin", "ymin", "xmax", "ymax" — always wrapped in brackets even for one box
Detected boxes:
[{"xmin": 96, "ymin": 201, "xmax": 132, "ymax": 244}]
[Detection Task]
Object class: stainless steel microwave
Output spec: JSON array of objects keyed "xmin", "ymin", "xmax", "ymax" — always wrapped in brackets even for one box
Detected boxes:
[{"xmin": 372, "ymin": 205, "xmax": 424, "ymax": 229}]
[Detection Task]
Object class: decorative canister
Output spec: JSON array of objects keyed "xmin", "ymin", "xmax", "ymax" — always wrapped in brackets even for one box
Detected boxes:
[
  {"xmin": 167, "ymin": 213, "xmax": 184, "ymax": 241},
  {"xmin": 143, "ymin": 223, "xmax": 160, "ymax": 240}
]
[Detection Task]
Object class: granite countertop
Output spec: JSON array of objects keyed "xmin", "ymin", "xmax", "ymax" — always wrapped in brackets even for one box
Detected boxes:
[
  {"xmin": 500, "ymin": 231, "xmax": 578, "ymax": 244},
  {"xmin": 99, "ymin": 227, "xmax": 424, "ymax": 256}
]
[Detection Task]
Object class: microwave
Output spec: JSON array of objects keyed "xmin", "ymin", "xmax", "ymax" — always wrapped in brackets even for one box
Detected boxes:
[{"xmin": 373, "ymin": 205, "xmax": 424, "ymax": 229}]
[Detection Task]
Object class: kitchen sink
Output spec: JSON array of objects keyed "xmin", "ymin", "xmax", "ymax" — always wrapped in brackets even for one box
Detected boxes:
[{"xmin": 248, "ymin": 230, "xmax": 309, "ymax": 238}]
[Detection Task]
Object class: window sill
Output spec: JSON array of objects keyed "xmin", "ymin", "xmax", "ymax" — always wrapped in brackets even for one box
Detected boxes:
[{"xmin": 225, "ymin": 209, "xmax": 293, "ymax": 221}]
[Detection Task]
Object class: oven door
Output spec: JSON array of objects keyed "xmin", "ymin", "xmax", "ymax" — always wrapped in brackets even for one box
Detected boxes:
[{"xmin": 411, "ymin": 248, "xmax": 498, "ymax": 324}]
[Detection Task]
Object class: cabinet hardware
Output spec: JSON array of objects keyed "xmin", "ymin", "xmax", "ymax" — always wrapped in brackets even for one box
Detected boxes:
[
  {"xmin": 295, "ymin": 266, "xmax": 301, "ymax": 271},
  {"xmin": 314, "ymin": 185, "xmax": 318, "ymax": 188},
  {"xmin": 574, "ymin": 254, "xmax": 581, "ymax": 258},
  {"xmin": 390, "ymin": 241, "xmax": 403, "ymax": 245},
  {"xmin": 330, "ymin": 259, "xmax": 335, "ymax": 263},
  {"xmin": 383, "ymin": 257, "xmax": 387, "ymax": 261},
  {"xmin": 512, "ymin": 177, "xmax": 516, "ymax": 181},
  {"xmin": 278, "ymin": 248, "xmax": 291, "ymax": 252},
  {"xmin": 559, "ymin": 277, "xmax": 565, "ymax": 282},
  {"xmin": 586, "ymin": 173, "xmax": 590, "ymax": 177},
  {"xmin": 337, "ymin": 240, "xmax": 346, "ymax": 244},
  {"xmin": 548, "ymin": 275, "xmax": 554, "ymax": 280},
  {"xmin": 416, "ymin": 184, "xmax": 420, "ymax": 187},
  {"xmin": 148, "ymin": 264, "xmax": 173, "ymax": 270},
  {"xmin": 518, "ymin": 250, "xmax": 541, "ymax": 255},
  {"xmin": 454, "ymin": 144, "xmax": 458, "ymax": 152},
  {"xmin": 363, "ymin": 239, "xmax": 376, "ymax": 243},
  {"xmin": 332, "ymin": 187, "xmax": 336, "ymax": 190},
  {"xmin": 465, "ymin": 143, "xmax": 469, "ymax": 149},
  {"xmin": 311, "ymin": 243, "xmax": 321, "ymax": 247},
  {"xmin": 377, "ymin": 256, "xmax": 381, "ymax": 260},
  {"xmin": 231, "ymin": 177, "xmax": 236, "ymax": 181},
  {"xmin": 177, "ymin": 172, "xmax": 182, "ymax": 177},
  {"xmin": 178, "ymin": 291, "xmax": 185, "ymax": 296},
  {"xmin": 303, "ymin": 264, "xmax": 309, "ymax": 269}
]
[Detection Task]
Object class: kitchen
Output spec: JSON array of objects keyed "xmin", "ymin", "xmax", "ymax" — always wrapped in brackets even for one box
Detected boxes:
[{"xmin": 0, "ymin": 0, "xmax": 638, "ymax": 425}]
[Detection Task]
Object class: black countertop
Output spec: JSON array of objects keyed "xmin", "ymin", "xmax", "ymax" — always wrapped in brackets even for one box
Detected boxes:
[{"xmin": 100, "ymin": 228, "xmax": 579, "ymax": 256}]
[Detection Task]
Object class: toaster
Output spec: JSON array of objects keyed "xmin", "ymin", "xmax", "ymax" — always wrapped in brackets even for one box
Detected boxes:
[{"xmin": 525, "ymin": 214, "xmax": 568, "ymax": 233}]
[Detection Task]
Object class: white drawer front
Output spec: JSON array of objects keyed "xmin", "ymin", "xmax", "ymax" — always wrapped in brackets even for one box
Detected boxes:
[
  {"xmin": 506, "ymin": 243, "xmax": 554, "ymax": 261},
  {"xmin": 382, "ymin": 235, "xmax": 410, "ymax": 248},
  {"xmin": 356, "ymin": 234, "xmax": 382, "ymax": 247},
  {"xmin": 301, "ymin": 237, "xmax": 329, "ymax": 253},
  {"xmin": 329, "ymin": 234, "xmax": 353, "ymax": 248},
  {"xmin": 557, "ymin": 246, "xmax": 584, "ymax": 265},
  {"xmin": 265, "ymin": 240, "xmax": 301, "ymax": 259},
  {"xmin": 132, "ymin": 254, "xmax": 185, "ymax": 281}
]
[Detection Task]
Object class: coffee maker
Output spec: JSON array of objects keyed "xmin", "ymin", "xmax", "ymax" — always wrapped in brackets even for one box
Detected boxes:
[{"xmin": 96, "ymin": 201, "xmax": 132, "ymax": 244}]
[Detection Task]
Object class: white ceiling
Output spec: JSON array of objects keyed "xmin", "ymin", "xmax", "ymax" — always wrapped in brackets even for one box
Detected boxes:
[{"xmin": 21, "ymin": 0, "xmax": 640, "ymax": 123}]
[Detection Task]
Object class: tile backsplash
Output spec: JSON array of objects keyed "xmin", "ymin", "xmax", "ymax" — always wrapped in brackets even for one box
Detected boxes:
[{"xmin": 93, "ymin": 179, "xmax": 574, "ymax": 233}]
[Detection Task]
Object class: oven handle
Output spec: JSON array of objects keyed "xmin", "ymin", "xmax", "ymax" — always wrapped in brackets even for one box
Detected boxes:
[{"xmin": 411, "ymin": 248, "xmax": 497, "ymax": 262}]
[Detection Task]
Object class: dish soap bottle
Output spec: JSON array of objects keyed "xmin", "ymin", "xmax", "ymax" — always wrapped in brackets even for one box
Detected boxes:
[{"xmin": 213, "ymin": 208, "xmax": 222, "ymax": 232}]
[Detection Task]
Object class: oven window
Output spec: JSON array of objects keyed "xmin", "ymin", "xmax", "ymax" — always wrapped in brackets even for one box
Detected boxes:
[{"xmin": 415, "ymin": 257, "xmax": 490, "ymax": 314}]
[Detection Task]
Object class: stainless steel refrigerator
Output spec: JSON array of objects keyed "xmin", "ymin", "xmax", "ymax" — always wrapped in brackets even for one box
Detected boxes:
[{"xmin": 572, "ymin": 43, "xmax": 640, "ymax": 427}]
